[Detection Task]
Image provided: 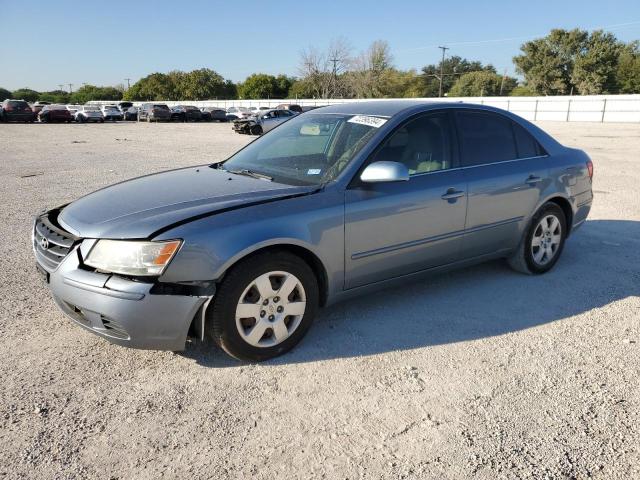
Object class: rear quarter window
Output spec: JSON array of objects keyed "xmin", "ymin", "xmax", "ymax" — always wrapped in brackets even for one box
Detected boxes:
[{"xmin": 513, "ymin": 122, "xmax": 544, "ymax": 158}]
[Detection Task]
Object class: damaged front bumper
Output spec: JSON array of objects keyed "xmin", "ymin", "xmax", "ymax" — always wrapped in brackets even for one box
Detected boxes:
[
  {"xmin": 33, "ymin": 215, "xmax": 210, "ymax": 351},
  {"xmin": 232, "ymin": 119, "xmax": 254, "ymax": 133}
]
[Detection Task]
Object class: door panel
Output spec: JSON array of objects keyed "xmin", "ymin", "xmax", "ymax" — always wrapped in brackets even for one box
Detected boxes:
[
  {"xmin": 461, "ymin": 159, "xmax": 549, "ymax": 257},
  {"xmin": 454, "ymin": 110, "xmax": 549, "ymax": 258},
  {"xmin": 345, "ymin": 170, "xmax": 467, "ymax": 289}
]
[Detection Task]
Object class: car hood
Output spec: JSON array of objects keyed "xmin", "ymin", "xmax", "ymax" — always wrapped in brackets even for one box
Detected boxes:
[{"xmin": 58, "ymin": 166, "xmax": 317, "ymax": 239}]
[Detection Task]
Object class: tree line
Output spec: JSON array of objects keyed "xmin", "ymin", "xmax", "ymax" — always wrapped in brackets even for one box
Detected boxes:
[{"xmin": 2, "ymin": 28, "xmax": 638, "ymax": 104}]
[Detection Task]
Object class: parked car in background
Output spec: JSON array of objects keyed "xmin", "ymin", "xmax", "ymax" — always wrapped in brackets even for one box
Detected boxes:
[
  {"xmin": 38, "ymin": 104, "xmax": 73, "ymax": 123},
  {"xmin": 1, "ymin": 99, "xmax": 36, "ymax": 122},
  {"xmin": 66, "ymin": 105, "xmax": 82, "ymax": 116},
  {"xmin": 200, "ymin": 109, "xmax": 212, "ymax": 122},
  {"xmin": 101, "ymin": 105, "xmax": 124, "ymax": 121},
  {"xmin": 249, "ymin": 106, "xmax": 270, "ymax": 115},
  {"xmin": 138, "ymin": 103, "xmax": 172, "ymax": 122},
  {"xmin": 124, "ymin": 106, "xmax": 138, "ymax": 121},
  {"xmin": 233, "ymin": 108, "xmax": 297, "ymax": 135},
  {"xmin": 32, "ymin": 101, "xmax": 593, "ymax": 361},
  {"xmin": 202, "ymin": 107, "xmax": 228, "ymax": 122},
  {"xmin": 276, "ymin": 103, "xmax": 303, "ymax": 113},
  {"xmin": 31, "ymin": 101, "xmax": 51, "ymax": 116},
  {"xmin": 75, "ymin": 105, "xmax": 105, "ymax": 123},
  {"xmin": 117, "ymin": 101, "xmax": 133, "ymax": 114},
  {"xmin": 170, "ymin": 105, "xmax": 203, "ymax": 122},
  {"xmin": 226, "ymin": 106, "xmax": 251, "ymax": 120}
]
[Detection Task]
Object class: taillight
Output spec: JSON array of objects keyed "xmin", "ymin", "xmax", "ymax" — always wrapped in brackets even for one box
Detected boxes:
[
  {"xmin": 5, "ymin": 106, "xmax": 13, "ymax": 111},
  {"xmin": 586, "ymin": 159, "xmax": 594, "ymax": 181}
]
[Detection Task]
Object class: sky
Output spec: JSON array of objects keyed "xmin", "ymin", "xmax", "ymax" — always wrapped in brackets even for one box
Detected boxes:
[{"xmin": 1, "ymin": 0, "xmax": 639, "ymax": 91}]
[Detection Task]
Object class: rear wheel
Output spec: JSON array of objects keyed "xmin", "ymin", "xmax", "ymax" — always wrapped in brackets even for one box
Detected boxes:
[
  {"xmin": 508, "ymin": 202, "xmax": 567, "ymax": 274},
  {"xmin": 208, "ymin": 251, "xmax": 319, "ymax": 362}
]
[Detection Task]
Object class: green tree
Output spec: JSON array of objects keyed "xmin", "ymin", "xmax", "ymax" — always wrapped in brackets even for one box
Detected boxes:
[
  {"xmin": 421, "ymin": 56, "xmax": 495, "ymax": 97},
  {"xmin": 509, "ymin": 85, "xmax": 537, "ymax": 96},
  {"xmin": 238, "ymin": 74, "xmax": 281, "ymax": 99},
  {"xmin": 10, "ymin": 88, "xmax": 40, "ymax": 102},
  {"xmin": 0, "ymin": 87, "xmax": 11, "ymax": 101},
  {"xmin": 274, "ymin": 75, "xmax": 295, "ymax": 98},
  {"xmin": 513, "ymin": 28, "xmax": 626, "ymax": 95},
  {"xmin": 124, "ymin": 73, "xmax": 175, "ymax": 101},
  {"xmin": 572, "ymin": 30, "xmax": 623, "ymax": 94},
  {"xmin": 616, "ymin": 41, "xmax": 640, "ymax": 93},
  {"xmin": 125, "ymin": 69, "xmax": 237, "ymax": 101},
  {"xmin": 377, "ymin": 69, "xmax": 424, "ymax": 98},
  {"xmin": 287, "ymin": 79, "xmax": 315, "ymax": 99},
  {"xmin": 449, "ymin": 71, "xmax": 516, "ymax": 97},
  {"xmin": 69, "ymin": 85, "xmax": 122, "ymax": 104},
  {"xmin": 176, "ymin": 68, "xmax": 230, "ymax": 100},
  {"xmin": 38, "ymin": 90, "xmax": 70, "ymax": 104}
]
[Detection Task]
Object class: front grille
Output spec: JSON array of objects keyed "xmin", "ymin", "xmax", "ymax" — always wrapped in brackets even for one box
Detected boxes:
[{"xmin": 33, "ymin": 214, "xmax": 77, "ymax": 272}]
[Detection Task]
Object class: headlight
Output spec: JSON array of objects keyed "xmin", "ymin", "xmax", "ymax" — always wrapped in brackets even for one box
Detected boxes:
[{"xmin": 85, "ymin": 239, "xmax": 181, "ymax": 276}]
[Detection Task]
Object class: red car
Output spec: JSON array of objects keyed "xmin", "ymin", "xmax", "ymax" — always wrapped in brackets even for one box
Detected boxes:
[
  {"xmin": 0, "ymin": 99, "xmax": 36, "ymax": 122},
  {"xmin": 38, "ymin": 104, "xmax": 73, "ymax": 123}
]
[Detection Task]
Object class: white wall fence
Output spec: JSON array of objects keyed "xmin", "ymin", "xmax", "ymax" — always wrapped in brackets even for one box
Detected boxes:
[{"xmin": 90, "ymin": 94, "xmax": 640, "ymax": 123}]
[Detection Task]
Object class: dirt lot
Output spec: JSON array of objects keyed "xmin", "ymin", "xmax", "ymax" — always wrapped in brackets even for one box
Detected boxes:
[{"xmin": 0, "ymin": 120, "xmax": 638, "ymax": 479}]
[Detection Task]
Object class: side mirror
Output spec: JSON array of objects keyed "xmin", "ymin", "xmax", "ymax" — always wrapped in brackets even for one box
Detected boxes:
[{"xmin": 360, "ymin": 161, "xmax": 410, "ymax": 183}]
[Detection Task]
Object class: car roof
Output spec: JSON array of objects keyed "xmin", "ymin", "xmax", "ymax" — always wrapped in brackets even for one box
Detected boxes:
[{"xmin": 308, "ymin": 100, "xmax": 452, "ymax": 118}]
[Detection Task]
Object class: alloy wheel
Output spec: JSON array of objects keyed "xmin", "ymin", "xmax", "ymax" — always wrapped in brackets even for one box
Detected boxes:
[
  {"xmin": 531, "ymin": 214, "xmax": 562, "ymax": 266},
  {"xmin": 235, "ymin": 271, "xmax": 306, "ymax": 348}
]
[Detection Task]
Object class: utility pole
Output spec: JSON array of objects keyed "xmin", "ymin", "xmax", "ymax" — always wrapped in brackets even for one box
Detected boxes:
[
  {"xmin": 125, "ymin": 78, "xmax": 131, "ymax": 90},
  {"xmin": 499, "ymin": 69, "xmax": 507, "ymax": 96},
  {"xmin": 68, "ymin": 83, "xmax": 73, "ymax": 94},
  {"xmin": 438, "ymin": 46, "xmax": 449, "ymax": 97},
  {"xmin": 58, "ymin": 84, "xmax": 65, "ymax": 92},
  {"xmin": 329, "ymin": 56, "xmax": 339, "ymax": 99}
]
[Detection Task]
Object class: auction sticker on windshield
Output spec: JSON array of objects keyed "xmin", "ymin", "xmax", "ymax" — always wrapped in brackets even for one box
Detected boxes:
[{"xmin": 347, "ymin": 115, "xmax": 387, "ymax": 128}]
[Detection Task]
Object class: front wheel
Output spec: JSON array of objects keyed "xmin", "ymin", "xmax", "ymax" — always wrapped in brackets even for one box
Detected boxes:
[
  {"xmin": 250, "ymin": 125, "xmax": 262, "ymax": 135},
  {"xmin": 208, "ymin": 251, "xmax": 319, "ymax": 362},
  {"xmin": 508, "ymin": 202, "xmax": 567, "ymax": 274}
]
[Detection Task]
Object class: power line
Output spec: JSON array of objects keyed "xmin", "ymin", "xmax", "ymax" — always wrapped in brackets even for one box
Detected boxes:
[{"xmin": 398, "ymin": 20, "xmax": 640, "ymax": 53}]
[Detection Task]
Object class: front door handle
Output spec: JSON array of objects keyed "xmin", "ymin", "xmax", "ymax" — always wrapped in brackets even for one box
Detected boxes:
[
  {"xmin": 441, "ymin": 188, "xmax": 465, "ymax": 201},
  {"xmin": 526, "ymin": 175, "xmax": 543, "ymax": 185}
]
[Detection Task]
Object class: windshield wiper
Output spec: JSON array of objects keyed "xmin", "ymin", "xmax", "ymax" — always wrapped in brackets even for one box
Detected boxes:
[{"xmin": 223, "ymin": 168, "xmax": 273, "ymax": 181}]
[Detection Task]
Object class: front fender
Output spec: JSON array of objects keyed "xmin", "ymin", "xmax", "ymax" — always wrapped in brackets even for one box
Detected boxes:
[{"xmin": 154, "ymin": 190, "xmax": 346, "ymax": 298}]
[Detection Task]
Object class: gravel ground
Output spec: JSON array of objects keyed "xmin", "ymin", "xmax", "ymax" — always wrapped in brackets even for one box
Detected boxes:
[{"xmin": 0, "ymin": 121, "xmax": 638, "ymax": 479}]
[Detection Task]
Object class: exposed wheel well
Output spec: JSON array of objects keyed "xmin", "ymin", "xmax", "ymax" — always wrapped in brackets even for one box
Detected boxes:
[
  {"xmin": 221, "ymin": 245, "xmax": 329, "ymax": 307},
  {"xmin": 547, "ymin": 197, "xmax": 574, "ymax": 236}
]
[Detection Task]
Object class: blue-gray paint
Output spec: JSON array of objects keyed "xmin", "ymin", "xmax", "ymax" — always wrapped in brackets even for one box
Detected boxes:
[{"xmin": 34, "ymin": 101, "xmax": 593, "ymax": 351}]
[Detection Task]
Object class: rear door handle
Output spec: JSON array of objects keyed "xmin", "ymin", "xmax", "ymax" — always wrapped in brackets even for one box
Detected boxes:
[
  {"xmin": 525, "ymin": 175, "xmax": 543, "ymax": 185},
  {"xmin": 441, "ymin": 188, "xmax": 465, "ymax": 201}
]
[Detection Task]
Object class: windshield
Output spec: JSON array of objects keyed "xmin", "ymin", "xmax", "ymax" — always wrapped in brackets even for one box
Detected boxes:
[{"xmin": 219, "ymin": 113, "xmax": 382, "ymax": 186}]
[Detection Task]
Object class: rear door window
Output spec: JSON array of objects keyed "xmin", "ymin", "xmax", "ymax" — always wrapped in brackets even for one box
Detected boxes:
[{"xmin": 456, "ymin": 111, "xmax": 517, "ymax": 166}]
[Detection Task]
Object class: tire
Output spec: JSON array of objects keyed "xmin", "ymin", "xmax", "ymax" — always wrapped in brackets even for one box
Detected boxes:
[
  {"xmin": 77, "ymin": 115, "xmax": 84, "ymax": 123},
  {"xmin": 250, "ymin": 125, "xmax": 262, "ymax": 135},
  {"xmin": 100, "ymin": 119, "xmax": 105, "ymax": 123},
  {"xmin": 508, "ymin": 202, "xmax": 567, "ymax": 275},
  {"xmin": 208, "ymin": 251, "xmax": 319, "ymax": 362}
]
